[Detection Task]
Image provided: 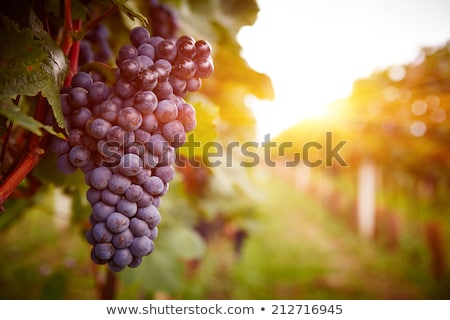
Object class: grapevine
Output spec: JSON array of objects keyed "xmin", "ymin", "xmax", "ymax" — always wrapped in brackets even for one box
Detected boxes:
[{"xmin": 52, "ymin": 26, "xmax": 213, "ymax": 271}]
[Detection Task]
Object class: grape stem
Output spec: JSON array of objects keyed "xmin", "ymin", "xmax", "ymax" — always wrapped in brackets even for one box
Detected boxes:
[{"xmin": 0, "ymin": 95, "xmax": 49, "ymax": 211}]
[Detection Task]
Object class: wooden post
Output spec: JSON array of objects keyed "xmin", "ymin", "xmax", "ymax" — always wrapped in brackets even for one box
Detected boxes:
[{"xmin": 357, "ymin": 159, "xmax": 376, "ymax": 238}]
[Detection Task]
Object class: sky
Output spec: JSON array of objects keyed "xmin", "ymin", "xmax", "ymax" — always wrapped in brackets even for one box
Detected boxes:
[{"xmin": 237, "ymin": 0, "xmax": 450, "ymax": 138}]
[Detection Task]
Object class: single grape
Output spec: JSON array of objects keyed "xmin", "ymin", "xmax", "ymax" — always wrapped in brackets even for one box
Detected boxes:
[
  {"xmin": 71, "ymin": 72, "xmax": 93, "ymax": 90},
  {"xmin": 134, "ymin": 91, "xmax": 158, "ymax": 114},
  {"xmin": 106, "ymin": 212, "xmax": 130, "ymax": 233},
  {"xmin": 108, "ymin": 173, "xmax": 131, "ymax": 195},
  {"xmin": 128, "ymin": 256, "xmax": 142, "ymax": 268},
  {"xmin": 130, "ymin": 236, "xmax": 154, "ymax": 257},
  {"xmin": 72, "ymin": 107, "xmax": 93, "ymax": 128},
  {"xmin": 129, "ymin": 217, "xmax": 150, "ymax": 237},
  {"xmin": 155, "ymin": 99, "xmax": 178, "ymax": 123},
  {"xmin": 136, "ymin": 55, "xmax": 154, "ymax": 70},
  {"xmin": 117, "ymin": 107, "xmax": 143, "ymax": 131},
  {"xmin": 96, "ymin": 99, "xmax": 120, "ymax": 123},
  {"xmin": 90, "ymin": 166, "xmax": 112, "ymax": 190},
  {"xmin": 136, "ymin": 205, "xmax": 161, "ymax": 228},
  {"xmin": 147, "ymin": 134, "xmax": 169, "ymax": 156},
  {"xmin": 88, "ymin": 81, "xmax": 110, "ymax": 104},
  {"xmin": 68, "ymin": 87, "xmax": 89, "ymax": 108},
  {"xmin": 92, "ymin": 201, "xmax": 115, "ymax": 222},
  {"xmin": 176, "ymin": 35, "xmax": 196, "ymax": 58},
  {"xmin": 156, "ymin": 39, "xmax": 177, "ymax": 62},
  {"xmin": 119, "ymin": 153, "xmax": 143, "ymax": 177},
  {"xmin": 86, "ymin": 187, "xmax": 102, "ymax": 205},
  {"xmin": 177, "ymin": 102, "xmax": 196, "ymax": 132},
  {"xmin": 137, "ymin": 69, "xmax": 158, "ymax": 91},
  {"xmin": 153, "ymin": 81, "xmax": 173, "ymax": 100},
  {"xmin": 86, "ymin": 117, "xmax": 112, "ymax": 140},
  {"xmin": 116, "ymin": 45, "xmax": 138, "ymax": 65},
  {"xmin": 112, "ymin": 229, "xmax": 134, "ymax": 249},
  {"xmin": 113, "ymin": 248, "xmax": 134, "ymax": 268},
  {"xmin": 101, "ymin": 188, "xmax": 122, "ymax": 206},
  {"xmin": 116, "ymin": 198, "xmax": 138, "ymax": 217},
  {"xmin": 50, "ymin": 137, "xmax": 70, "ymax": 155},
  {"xmin": 94, "ymin": 243, "xmax": 115, "ymax": 260},
  {"xmin": 92, "ymin": 222, "xmax": 114, "ymax": 243},
  {"xmin": 195, "ymin": 39, "xmax": 212, "ymax": 58},
  {"xmin": 129, "ymin": 26, "xmax": 151, "ymax": 47},
  {"xmin": 136, "ymin": 191, "xmax": 153, "ymax": 208},
  {"xmin": 153, "ymin": 165, "xmax": 175, "ymax": 183},
  {"xmin": 138, "ymin": 43, "xmax": 156, "ymax": 60},
  {"xmin": 140, "ymin": 113, "xmax": 159, "ymax": 133},
  {"xmin": 186, "ymin": 77, "xmax": 202, "ymax": 92},
  {"xmin": 125, "ymin": 184, "xmax": 144, "ymax": 202},
  {"xmin": 69, "ymin": 145, "xmax": 91, "ymax": 167},
  {"xmin": 161, "ymin": 120, "xmax": 185, "ymax": 143},
  {"xmin": 119, "ymin": 58, "xmax": 140, "ymax": 81},
  {"xmin": 173, "ymin": 57, "xmax": 196, "ymax": 80},
  {"xmin": 195, "ymin": 57, "xmax": 214, "ymax": 78},
  {"xmin": 115, "ymin": 78, "xmax": 136, "ymax": 99}
]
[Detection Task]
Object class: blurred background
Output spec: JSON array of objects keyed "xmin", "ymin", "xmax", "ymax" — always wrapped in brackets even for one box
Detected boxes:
[{"xmin": 1, "ymin": 0, "xmax": 450, "ymax": 299}]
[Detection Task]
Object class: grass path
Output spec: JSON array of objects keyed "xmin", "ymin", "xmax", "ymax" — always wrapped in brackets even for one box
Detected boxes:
[{"xmin": 182, "ymin": 171, "xmax": 434, "ymax": 299}]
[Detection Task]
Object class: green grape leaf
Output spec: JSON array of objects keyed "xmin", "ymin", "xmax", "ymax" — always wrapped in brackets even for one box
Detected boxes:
[
  {"xmin": 112, "ymin": 0, "xmax": 148, "ymax": 26},
  {"xmin": 0, "ymin": 98, "xmax": 65, "ymax": 137},
  {"xmin": 163, "ymin": 226, "xmax": 206, "ymax": 260},
  {"xmin": 0, "ymin": 12, "xmax": 68, "ymax": 134}
]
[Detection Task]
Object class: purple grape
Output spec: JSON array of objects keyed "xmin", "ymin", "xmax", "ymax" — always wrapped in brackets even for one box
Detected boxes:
[
  {"xmin": 101, "ymin": 188, "xmax": 122, "ymax": 205},
  {"xmin": 94, "ymin": 243, "xmax": 115, "ymax": 260},
  {"xmin": 143, "ymin": 176, "xmax": 164, "ymax": 196},
  {"xmin": 112, "ymin": 229, "xmax": 134, "ymax": 249},
  {"xmin": 129, "ymin": 26, "xmax": 151, "ymax": 47},
  {"xmin": 96, "ymin": 99, "xmax": 120, "ymax": 123},
  {"xmin": 116, "ymin": 45, "xmax": 138, "ymax": 65},
  {"xmin": 129, "ymin": 217, "xmax": 150, "ymax": 237},
  {"xmin": 50, "ymin": 137, "xmax": 70, "ymax": 155},
  {"xmin": 176, "ymin": 35, "xmax": 196, "ymax": 58},
  {"xmin": 86, "ymin": 117, "xmax": 112, "ymax": 139},
  {"xmin": 138, "ymin": 43, "xmax": 156, "ymax": 59},
  {"xmin": 147, "ymin": 134, "xmax": 169, "ymax": 156},
  {"xmin": 86, "ymin": 187, "xmax": 102, "ymax": 205},
  {"xmin": 153, "ymin": 165, "xmax": 175, "ymax": 183},
  {"xmin": 125, "ymin": 184, "xmax": 144, "ymax": 202},
  {"xmin": 71, "ymin": 72, "xmax": 93, "ymax": 90},
  {"xmin": 149, "ymin": 226, "xmax": 159, "ymax": 240},
  {"xmin": 113, "ymin": 248, "xmax": 134, "ymax": 267},
  {"xmin": 136, "ymin": 191, "xmax": 153, "ymax": 208},
  {"xmin": 130, "ymin": 236, "xmax": 154, "ymax": 257},
  {"xmin": 128, "ymin": 256, "xmax": 142, "ymax": 268},
  {"xmin": 119, "ymin": 58, "xmax": 140, "ymax": 81},
  {"xmin": 116, "ymin": 198, "xmax": 138, "ymax": 217},
  {"xmin": 92, "ymin": 201, "xmax": 115, "ymax": 222},
  {"xmin": 134, "ymin": 128, "xmax": 151, "ymax": 144},
  {"xmin": 72, "ymin": 107, "xmax": 93, "ymax": 128},
  {"xmin": 136, "ymin": 55, "xmax": 154, "ymax": 70},
  {"xmin": 136, "ymin": 205, "xmax": 161, "ymax": 229},
  {"xmin": 173, "ymin": 57, "xmax": 196, "ymax": 80},
  {"xmin": 177, "ymin": 102, "xmax": 196, "ymax": 132},
  {"xmin": 90, "ymin": 166, "xmax": 112, "ymax": 189},
  {"xmin": 156, "ymin": 39, "xmax": 177, "ymax": 62},
  {"xmin": 153, "ymin": 81, "xmax": 173, "ymax": 100},
  {"xmin": 161, "ymin": 120, "xmax": 185, "ymax": 143},
  {"xmin": 106, "ymin": 212, "xmax": 130, "ymax": 233},
  {"xmin": 155, "ymin": 99, "xmax": 178, "ymax": 123},
  {"xmin": 195, "ymin": 39, "xmax": 212, "ymax": 58},
  {"xmin": 88, "ymin": 81, "xmax": 110, "ymax": 104},
  {"xmin": 117, "ymin": 107, "xmax": 143, "ymax": 131},
  {"xmin": 69, "ymin": 145, "xmax": 91, "ymax": 167},
  {"xmin": 137, "ymin": 69, "xmax": 158, "ymax": 91},
  {"xmin": 108, "ymin": 173, "xmax": 131, "ymax": 195},
  {"xmin": 92, "ymin": 222, "xmax": 113, "ymax": 243},
  {"xmin": 115, "ymin": 78, "xmax": 136, "ymax": 99},
  {"xmin": 68, "ymin": 87, "xmax": 89, "ymax": 108},
  {"xmin": 195, "ymin": 57, "xmax": 214, "ymax": 78},
  {"xmin": 119, "ymin": 153, "xmax": 143, "ymax": 176},
  {"xmin": 134, "ymin": 91, "xmax": 158, "ymax": 114},
  {"xmin": 140, "ymin": 113, "xmax": 159, "ymax": 132}
]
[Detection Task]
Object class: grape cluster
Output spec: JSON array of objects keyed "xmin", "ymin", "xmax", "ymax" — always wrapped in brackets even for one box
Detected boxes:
[
  {"xmin": 79, "ymin": 24, "xmax": 113, "ymax": 67},
  {"xmin": 52, "ymin": 26, "xmax": 213, "ymax": 271}
]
